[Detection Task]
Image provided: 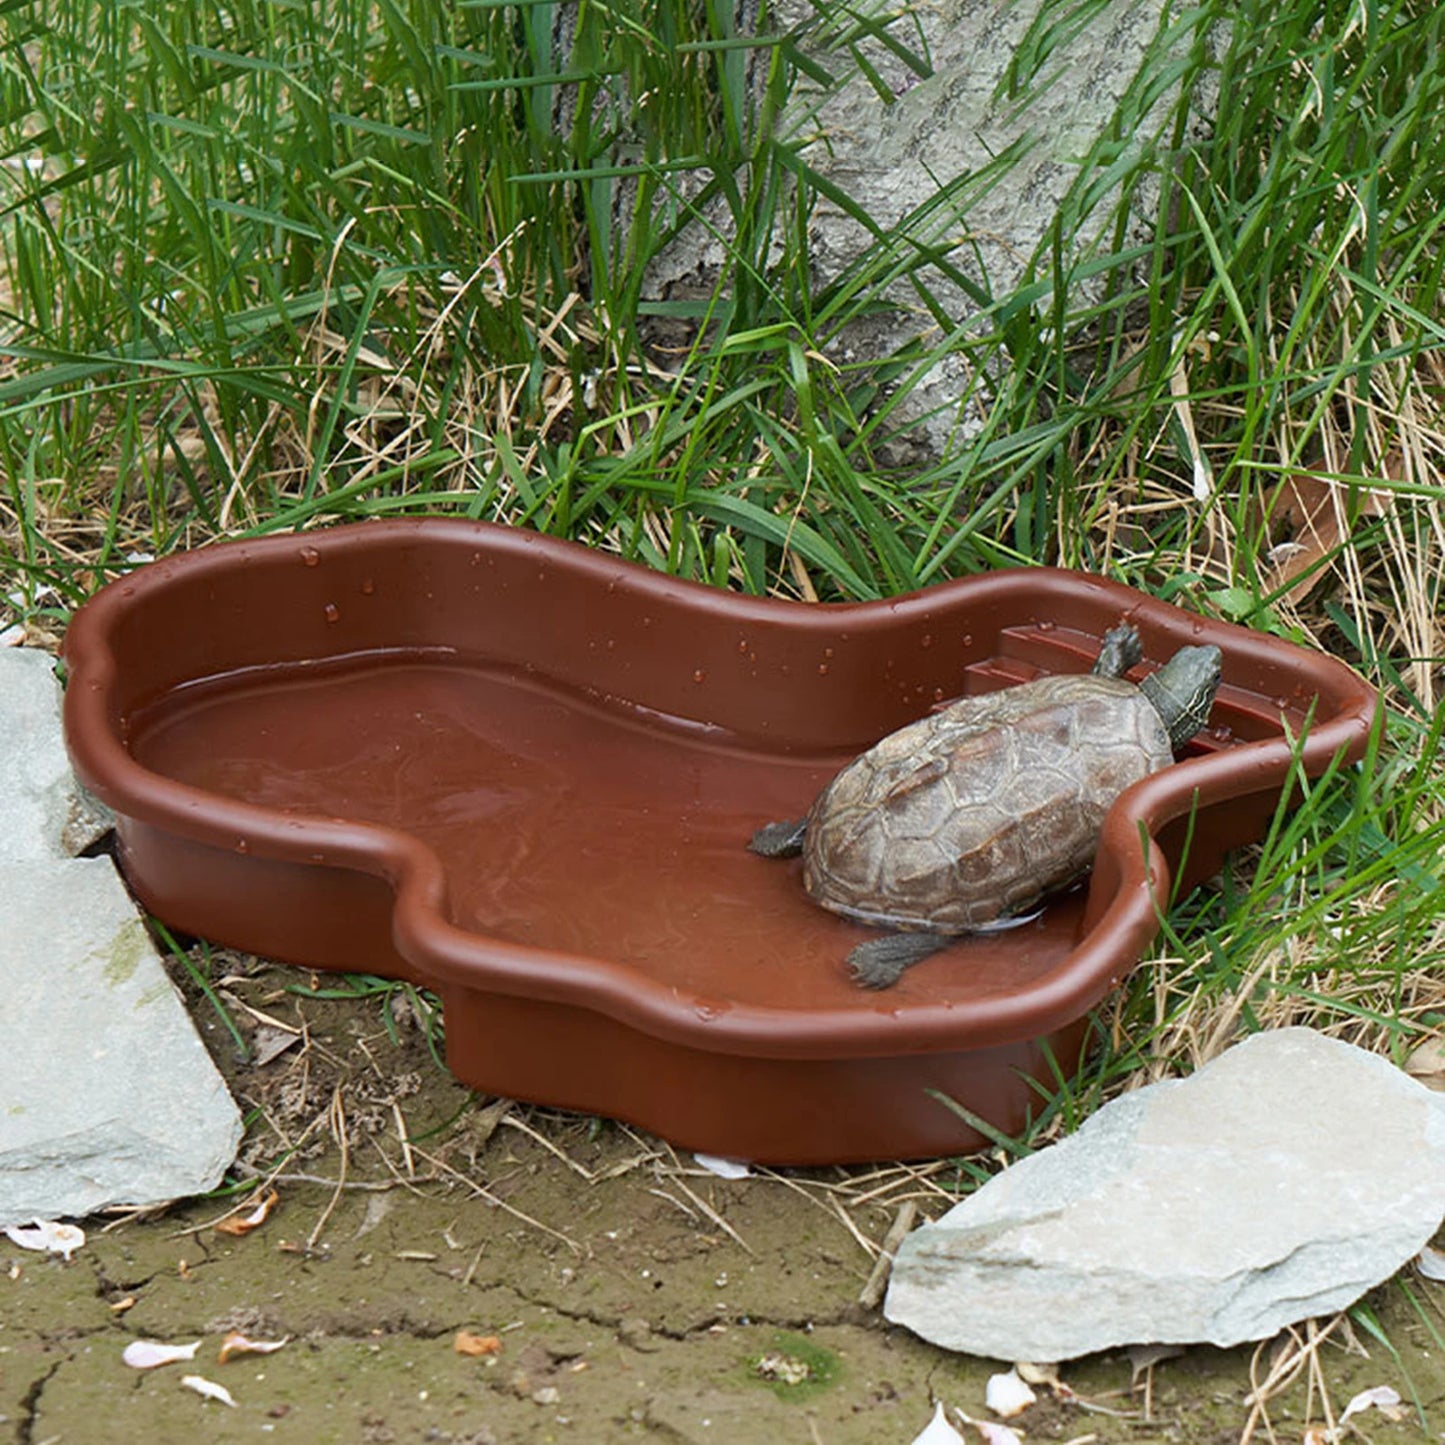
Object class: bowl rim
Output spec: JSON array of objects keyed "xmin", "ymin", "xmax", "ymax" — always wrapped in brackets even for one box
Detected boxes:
[{"xmin": 63, "ymin": 518, "xmax": 1379, "ymax": 1061}]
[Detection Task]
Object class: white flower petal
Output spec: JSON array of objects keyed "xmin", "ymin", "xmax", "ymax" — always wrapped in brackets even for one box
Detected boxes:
[
  {"xmin": 971, "ymin": 1422, "xmax": 1024, "ymax": 1445},
  {"xmin": 180, "ymin": 1374, "xmax": 237, "ymax": 1407},
  {"xmin": 1416, "ymin": 1245, "xmax": 1445, "ymax": 1281},
  {"xmin": 217, "ymin": 1330, "xmax": 290, "ymax": 1363},
  {"xmin": 910, "ymin": 1400, "xmax": 964, "ymax": 1444},
  {"xmin": 985, "ymin": 1367, "xmax": 1037, "ymax": 1419},
  {"xmin": 1339, "ymin": 1384, "xmax": 1402, "ymax": 1423},
  {"xmin": 5, "ymin": 1220, "xmax": 85, "ymax": 1260},
  {"xmin": 1191, "ymin": 455, "xmax": 1213, "ymax": 502},
  {"xmin": 123, "ymin": 1339, "xmax": 202, "ymax": 1370},
  {"xmin": 693, "ymin": 1153, "xmax": 752, "ymax": 1179}
]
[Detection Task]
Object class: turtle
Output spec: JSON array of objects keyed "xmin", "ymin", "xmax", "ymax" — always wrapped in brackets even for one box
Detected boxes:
[{"xmin": 749, "ymin": 622, "xmax": 1223, "ymax": 989}]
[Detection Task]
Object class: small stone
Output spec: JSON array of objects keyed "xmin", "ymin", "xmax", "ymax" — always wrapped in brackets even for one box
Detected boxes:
[
  {"xmin": 0, "ymin": 859, "xmax": 242, "ymax": 1224},
  {"xmin": 885, "ymin": 1029, "xmax": 1445, "ymax": 1361},
  {"xmin": 617, "ymin": 1318, "xmax": 658, "ymax": 1352}
]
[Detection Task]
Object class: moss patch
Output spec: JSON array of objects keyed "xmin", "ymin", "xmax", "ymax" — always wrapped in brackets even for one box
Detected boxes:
[
  {"xmin": 746, "ymin": 1330, "xmax": 843, "ymax": 1403},
  {"xmin": 101, "ymin": 918, "xmax": 147, "ymax": 990}
]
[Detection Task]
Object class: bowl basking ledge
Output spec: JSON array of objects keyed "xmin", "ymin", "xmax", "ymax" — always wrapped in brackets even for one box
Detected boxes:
[{"xmin": 62, "ymin": 520, "xmax": 1377, "ymax": 1164}]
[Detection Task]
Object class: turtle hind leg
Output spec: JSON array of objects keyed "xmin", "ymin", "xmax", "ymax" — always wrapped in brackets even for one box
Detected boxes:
[
  {"xmin": 748, "ymin": 817, "xmax": 808, "ymax": 858},
  {"xmin": 1092, "ymin": 623, "xmax": 1144, "ymax": 678},
  {"xmin": 847, "ymin": 931, "xmax": 952, "ymax": 989}
]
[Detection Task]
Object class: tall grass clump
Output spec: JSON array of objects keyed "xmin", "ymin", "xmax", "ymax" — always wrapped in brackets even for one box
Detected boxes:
[{"xmin": 0, "ymin": 0, "xmax": 826, "ymax": 595}]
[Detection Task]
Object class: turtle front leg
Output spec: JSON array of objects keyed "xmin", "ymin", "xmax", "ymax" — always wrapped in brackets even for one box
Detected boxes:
[
  {"xmin": 1092, "ymin": 623, "xmax": 1144, "ymax": 678},
  {"xmin": 748, "ymin": 817, "xmax": 808, "ymax": 857},
  {"xmin": 847, "ymin": 931, "xmax": 952, "ymax": 989}
]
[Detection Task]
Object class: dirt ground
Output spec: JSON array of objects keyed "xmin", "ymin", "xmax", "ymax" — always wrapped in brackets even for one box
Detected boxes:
[{"xmin": 4, "ymin": 953, "xmax": 1442, "ymax": 1445}]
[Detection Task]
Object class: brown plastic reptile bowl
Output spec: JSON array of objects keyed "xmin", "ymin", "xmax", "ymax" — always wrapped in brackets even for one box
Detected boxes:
[{"xmin": 63, "ymin": 520, "xmax": 1376, "ymax": 1164}]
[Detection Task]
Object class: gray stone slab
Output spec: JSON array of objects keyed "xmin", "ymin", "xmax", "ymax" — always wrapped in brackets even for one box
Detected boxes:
[
  {"xmin": 0, "ymin": 647, "xmax": 112, "ymax": 860},
  {"xmin": 885, "ymin": 1029, "xmax": 1445, "ymax": 1361},
  {"xmin": 0, "ymin": 857, "xmax": 243, "ymax": 1224}
]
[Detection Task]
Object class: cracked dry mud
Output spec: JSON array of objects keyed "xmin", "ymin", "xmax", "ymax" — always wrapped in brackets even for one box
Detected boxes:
[{"xmin": 3, "ymin": 957, "xmax": 1442, "ymax": 1444}]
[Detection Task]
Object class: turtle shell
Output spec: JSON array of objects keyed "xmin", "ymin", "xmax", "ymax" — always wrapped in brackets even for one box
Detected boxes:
[{"xmin": 802, "ymin": 672, "xmax": 1173, "ymax": 932}]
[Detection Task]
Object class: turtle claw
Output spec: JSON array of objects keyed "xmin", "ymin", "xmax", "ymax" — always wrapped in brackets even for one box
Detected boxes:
[
  {"xmin": 1093, "ymin": 623, "xmax": 1144, "ymax": 678},
  {"xmin": 748, "ymin": 818, "xmax": 808, "ymax": 857},
  {"xmin": 847, "ymin": 931, "xmax": 952, "ymax": 989}
]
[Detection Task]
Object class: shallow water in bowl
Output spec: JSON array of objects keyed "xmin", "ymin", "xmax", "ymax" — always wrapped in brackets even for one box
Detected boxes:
[{"xmin": 130, "ymin": 651, "xmax": 1087, "ymax": 1009}]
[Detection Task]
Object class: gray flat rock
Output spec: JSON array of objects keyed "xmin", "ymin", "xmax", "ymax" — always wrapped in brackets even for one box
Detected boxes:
[
  {"xmin": 1, "ymin": 647, "xmax": 112, "ymax": 860},
  {"xmin": 0, "ymin": 858, "xmax": 243, "ymax": 1224},
  {"xmin": 0, "ymin": 646, "xmax": 240, "ymax": 1224},
  {"xmin": 885, "ymin": 1029, "xmax": 1445, "ymax": 1361}
]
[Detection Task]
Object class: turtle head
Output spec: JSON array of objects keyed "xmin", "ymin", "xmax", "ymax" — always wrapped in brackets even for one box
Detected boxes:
[{"xmin": 1139, "ymin": 644, "xmax": 1223, "ymax": 751}]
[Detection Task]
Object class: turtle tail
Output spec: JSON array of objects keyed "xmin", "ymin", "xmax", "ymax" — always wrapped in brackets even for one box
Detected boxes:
[
  {"xmin": 747, "ymin": 817, "xmax": 808, "ymax": 858},
  {"xmin": 847, "ymin": 931, "xmax": 952, "ymax": 989}
]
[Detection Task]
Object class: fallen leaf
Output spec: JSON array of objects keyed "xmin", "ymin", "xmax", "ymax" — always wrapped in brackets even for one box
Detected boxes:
[
  {"xmin": 1127, "ymin": 1342, "xmax": 1185, "ymax": 1384},
  {"xmin": 123, "ymin": 1339, "xmax": 202, "ymax": 1370},
  {"xmin": 1266, "ymin": 470, "xmax": 1392, "ymax": 604},
  {"xmin": 217, "ymin": 1331, "xmax": 290, "ymax": 1363},
  {"xmin": 215, "ymin": 1188, "xmax": 280, "ymax": 1236},
  {"xmin": 251, "ymin": 1026, "xmax": 302, "ymax": 1067},
  {"xmin": 180, "ymin": 1374, "xmax": 237, "ymax": 1407},
  {"xmin": 1174, "ymin": 398, "xmax": 1212, "ymax": 501},
  {"xmin": 465, "ymin": 1096, "xmax": 514, "ymax": 1151},
  {"xmin": 4, "ymin": 1220, "xmax": 85, "ymax": 1261},
  {"xmin": 1015, "ymin": 1360, "xmax": 1076, "ymax": 1400},
  {"xmin": 910, "ymin": 1401, "xmax": 964, "ymax": 1444},
  {"xmin": 986, "ymin": 1368, "xmax": 1037, "ymax": 1419},
  {"xmin": 454, "ymin": 1330, "xmax": 504, "ymax": 1358},
  {"xmin": 1405, "ymin": 1036, "xmax": 1445, "ymax": 1092}
]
